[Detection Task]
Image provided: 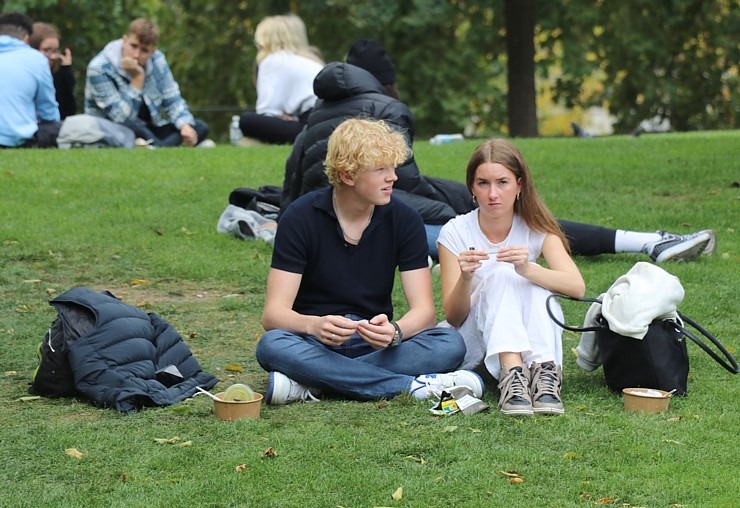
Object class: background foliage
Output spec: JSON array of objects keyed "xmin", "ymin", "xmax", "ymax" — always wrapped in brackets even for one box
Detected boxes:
[{"xmin": 2, "ymin": 0, "xmax": 738, "ymax": 138}]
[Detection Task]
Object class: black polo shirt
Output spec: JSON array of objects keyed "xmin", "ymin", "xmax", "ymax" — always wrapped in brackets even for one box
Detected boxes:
[{"xmin": 272, "ymin": 187, "xmax": 429, "ymax": 320}]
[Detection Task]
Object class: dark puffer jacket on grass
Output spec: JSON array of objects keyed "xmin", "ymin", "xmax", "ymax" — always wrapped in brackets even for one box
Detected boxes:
[
  {"xmin": 56, "ymin": 287, "xmax": 218, "ymax": 413},
  {"xmin": 281, "ymin": 62, "xmax": 470, "ymax": 224}
]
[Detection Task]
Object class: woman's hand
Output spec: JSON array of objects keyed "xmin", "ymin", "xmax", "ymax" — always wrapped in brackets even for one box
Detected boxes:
[
  {"xmin": 59, "ymin": 48, "xmax": 72, "ymax": 66},
  {"xmin": 498, "ymin": 246, "xmax": 531, "ymax": 275},
  {"xmin": 458, "ymin": 247, "xmax": 489, "ymax": 279}
]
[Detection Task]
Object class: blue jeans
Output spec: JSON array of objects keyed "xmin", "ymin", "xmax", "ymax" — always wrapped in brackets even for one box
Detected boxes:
[
  {"xmin": 255, "ymin": 323, "xmax": 466, "ymax": 400},
  {"xmin": 425, "ymin": 224, "xmax": 443, "ymax": 261}
]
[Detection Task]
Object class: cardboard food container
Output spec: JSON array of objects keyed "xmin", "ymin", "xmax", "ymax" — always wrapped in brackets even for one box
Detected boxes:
[
  {"xmin": 213, "ymin": 392, "xmax": 263, "ymax": 420},
  {"xmin": 622, "ymin": 388, "xmax": 673, "ymax": 413}
]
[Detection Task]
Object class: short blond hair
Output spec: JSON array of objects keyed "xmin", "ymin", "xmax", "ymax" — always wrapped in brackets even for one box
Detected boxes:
[{"xmin": 324, "ymin": 118, "xmax": 410, "ymax": 186}]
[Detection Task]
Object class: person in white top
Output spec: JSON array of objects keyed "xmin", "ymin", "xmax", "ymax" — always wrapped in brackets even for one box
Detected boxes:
[
  {"xmin": 238, "ymin": 14, "xmax": 324, "ymax": 145},
  {"xmin": 437, "ymin": 138, "xmax": 586, "ymax": 417}
]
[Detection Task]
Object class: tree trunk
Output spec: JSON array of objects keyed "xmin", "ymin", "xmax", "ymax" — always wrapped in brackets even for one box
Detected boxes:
[{"xmin": 505, "ymin": 0, "xmax": 538, "ymax": 137}]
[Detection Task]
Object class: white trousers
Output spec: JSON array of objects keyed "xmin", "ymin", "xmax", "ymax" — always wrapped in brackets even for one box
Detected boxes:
[{"xmin": 450, "ymin": 265, "xmax": 564, "ymax": 379}]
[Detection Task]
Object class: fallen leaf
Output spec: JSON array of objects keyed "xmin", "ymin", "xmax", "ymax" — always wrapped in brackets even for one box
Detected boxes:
[
  {"xmin": 235, "ymin": 464, "xmax": 247, "ymax": 472},
  {"xmin": 169, "ymin": 405, "xmax": 192, "ymax": 414},
  {"xmin": 131, "ymin": 279, "xmax": 150, "ymax": 286},
  {"xmin": 665, "ymin": 417, "xmax": 682, "ymax": 423},
  {"xmin": 188, "ymin": 332, "xmax": 198, "ymax": 339},
  {"xmin": 65, "ymin": 448, "xmax": 84, "ymax": 459},
  {"xmin": 497, "ymin": 471, "xmax": 524, "ymax": 478},
  {"xmin": 663, "ymin": 439, "xmax": 683, "ymax": 445},
  {"xmin": 467, "ymin": 427, "xmax": 483, "ymax": 433},
  {"xmin": 174, "ymin": 441, "xmax": 192, "ymax": 447},
  {"xmin": 402, "ymin": 455, "xmax": 426, "ymax": 465},
  {"xmin": 5, "ymin": 371, "xmax": 17, "ymax": 376},
  {"xmin": 442, "ymin": 425, "xmax": 458, "ymax": 433},
  {"xmin": 121, "ymin": 473, "xmax": 129, "ymax": 481},
  {"xmin": 563, "ymin": 451, "xmax": 580, "ymax": 460},
  {"xmin": 260, "ymin": 447, "xmax": 277, "ymax": 458},
  {"xmin": 17, "ymin": 396, "xmax": 41, "ymax": 402},
  {"xmin": 391, "ymin": 487, "xmax": 403, "ymax": 501},
  {"xmin": 224, "ymin": 363, "xmax": 245, "ymax": 373},
  {"xmin": 23, "ymin": 279, "xmax": 42, "ymax": 284},
  {"xmin": 508, "ymin": 477, "xmax": 525, "ymax": 484},
  {"xmin": 154, "ymin": 436, "xmax": 181, "ymax": 445},
  {"xmin": 580, "ymin": 492, "xmax": 591, "ymax": 498},
  {"xmin": 596, "ymin": 497, "xmax": 617, "ymax": 504}
]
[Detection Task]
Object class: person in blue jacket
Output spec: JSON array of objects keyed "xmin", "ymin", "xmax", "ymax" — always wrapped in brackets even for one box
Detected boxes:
[{"xmin": 0, "ymin": 12, "xmax": 61, "ymax": 148}]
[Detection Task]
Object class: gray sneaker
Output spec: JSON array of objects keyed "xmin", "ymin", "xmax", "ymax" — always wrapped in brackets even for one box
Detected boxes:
[
  {"xmin": 530, "ymin": 362, "xmax": 564, "ymax": 415},
  {"xmin": 497, "ymin": 366, "xmax": 533, "ymax": 416},
  {"xmin": 644, "ymin": 230, "xmax": 711, "ymax": 262},
  {"xmin": 685, "ymin": 229, "xmax": 717, "ymax": 256}
]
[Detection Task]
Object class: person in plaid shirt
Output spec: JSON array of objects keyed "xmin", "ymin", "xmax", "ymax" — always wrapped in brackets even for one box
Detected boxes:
[{"xmin": 84, "ymin": 18, "xmax": 211, "ymax": 148}]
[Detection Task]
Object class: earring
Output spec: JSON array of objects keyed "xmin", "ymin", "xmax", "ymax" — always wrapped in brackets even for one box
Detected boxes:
[
  {"xmin": 472, "ymin": 195, "xmax": 477, "ymax": 203},
  {"xmin": 516, "ymin": 193, "xmax": 520, "ymax": 201}
]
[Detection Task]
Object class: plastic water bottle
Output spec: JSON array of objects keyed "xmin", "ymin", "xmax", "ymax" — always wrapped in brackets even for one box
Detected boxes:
[
  {"xmin": 229, "ymin": 115, "xmax": 242, "ymax": 146},
  {"xmin": 429, "ymin": 133, "xmax": 464, "ymax": 145}
]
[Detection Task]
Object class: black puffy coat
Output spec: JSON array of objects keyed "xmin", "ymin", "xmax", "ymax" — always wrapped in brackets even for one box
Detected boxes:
[
  {"xmin": 281, "ymin": 63, "xmax": 472, "ymax": 224},
  {"xmin": 58, "ymin": 287, "xmax": 218, "ymax": 413}
]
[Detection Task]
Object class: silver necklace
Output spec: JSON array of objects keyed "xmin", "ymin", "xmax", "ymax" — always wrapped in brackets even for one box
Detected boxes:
[{"xmin": 332, "ymin": 190, "xmax": 374, "ymax": 244}]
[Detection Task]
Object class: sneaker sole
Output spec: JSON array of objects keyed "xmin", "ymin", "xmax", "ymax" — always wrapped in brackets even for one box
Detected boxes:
[
  {"xmin": 501, "ymin": 407, "xmax": 534, "ymax": 416},
  {"xmin": 533, "ymin": 406, "xmax": 565, "ymax": 415},
  {"xmin": 656, "ymin": 236, "xmax": 710, "ymax": 262},
  {"xmin": 700, "ymin": 230, "xmax": 717, "ymax": 255}
]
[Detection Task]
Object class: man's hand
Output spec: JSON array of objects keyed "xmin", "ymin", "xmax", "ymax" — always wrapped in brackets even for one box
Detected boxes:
[
  {"xmin": 121, "ymin": 56, "xmax": 143, "ymax": 76},
  {"xmin": 356, "ymin": 314, "xmax": 395, "ymax": 349},
  {"xmin": 312, "ymin": 315, "xmax": 359, "ymax": 346},
  {"xmin": 121, "ymin": 57, "xmax": 145, "ymax": 90},
  {"xmin": 180, "ymin": 124, "xmax": 198, "ymax": 147}
]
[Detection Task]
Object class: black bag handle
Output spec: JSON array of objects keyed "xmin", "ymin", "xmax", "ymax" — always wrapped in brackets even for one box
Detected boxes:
[
  {"xmin": 545, "ymin": 294, "xmax": 604, "ymax": 333},
  {"xmin": 546, "ymin": 293, "xmax": 739, "ymax": 374},
  {"xmin": 674, "ymin": 312, "xmax": 739, "ymax": 374}
]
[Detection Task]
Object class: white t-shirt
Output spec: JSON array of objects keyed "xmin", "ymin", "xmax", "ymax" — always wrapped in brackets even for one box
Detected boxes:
[
  {"xmin": 255, "ymin": 51, "xmax": 323, "ymax": 117},
  {"xmin": 437, "ymin": 210, "xmax": 546, "ymax": 294}
]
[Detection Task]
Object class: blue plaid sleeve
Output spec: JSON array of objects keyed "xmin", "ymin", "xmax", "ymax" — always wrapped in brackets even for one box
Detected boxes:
[{"xmin": 84, "ymin": 57, "xmax": 142, "ymax": 122}]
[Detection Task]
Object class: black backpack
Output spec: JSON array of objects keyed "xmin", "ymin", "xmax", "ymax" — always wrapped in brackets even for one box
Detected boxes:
[{"xmin": 29, "ymin": 297, "xmax": 98, "ymax": 397}]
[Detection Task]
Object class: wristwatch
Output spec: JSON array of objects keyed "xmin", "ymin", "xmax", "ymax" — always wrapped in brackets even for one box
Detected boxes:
[{"xmin": 389, "ymin": 321, "xmax": 403, "ymax": 347}]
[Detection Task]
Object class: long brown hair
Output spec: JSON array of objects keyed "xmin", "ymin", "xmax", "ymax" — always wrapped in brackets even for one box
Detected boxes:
[{"xmin": 465, "ymin": 138, "xmax": 569, "ymax": 252}]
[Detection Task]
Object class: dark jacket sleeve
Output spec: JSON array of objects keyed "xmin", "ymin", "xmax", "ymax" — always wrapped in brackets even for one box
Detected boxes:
[{"xmin": 54, "ymin": 66, "xmax": 77, "ymax": 119}]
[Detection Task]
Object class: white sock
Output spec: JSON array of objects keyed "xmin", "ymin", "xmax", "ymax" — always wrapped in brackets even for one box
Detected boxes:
[{"xmin": 614, "ymin": 230, "xmax": 661, "ymax": 253}]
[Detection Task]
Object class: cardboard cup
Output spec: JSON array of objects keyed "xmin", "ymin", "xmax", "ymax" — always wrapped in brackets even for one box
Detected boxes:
[
  {"xmin": 622, "ymin": 388, "xmax": 672, "ymax": 413},
  {"xmin": 213, "ymin": 392, "xmax": 263, "ymax": 420}
]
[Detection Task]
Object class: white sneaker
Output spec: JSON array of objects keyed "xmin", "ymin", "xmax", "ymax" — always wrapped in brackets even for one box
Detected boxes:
[
  {"xmin": 196, "ymin": 139, "xmax": 216, "ymax": 148},
  {"xmin": 410, "ymin": 370, "xmax": 484, "ymax": 399},
  {"xmin": 643, "ymin": 230, "xmax": 711, "ymax": 262},
  {"xmin": 265, "ymin": 371, "xmax": 320, "ymax": 405}
]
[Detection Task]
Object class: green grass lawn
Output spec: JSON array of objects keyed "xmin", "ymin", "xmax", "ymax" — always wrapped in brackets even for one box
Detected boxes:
[{"xmin": 1, "ymin": 131, "xmax": 738, "ymax": 507}]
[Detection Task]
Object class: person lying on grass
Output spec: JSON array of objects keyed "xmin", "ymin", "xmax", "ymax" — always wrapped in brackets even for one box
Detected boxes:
[{"xmin": 256, "ymin": 117, "xmax": 483, "ymax": 404}]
